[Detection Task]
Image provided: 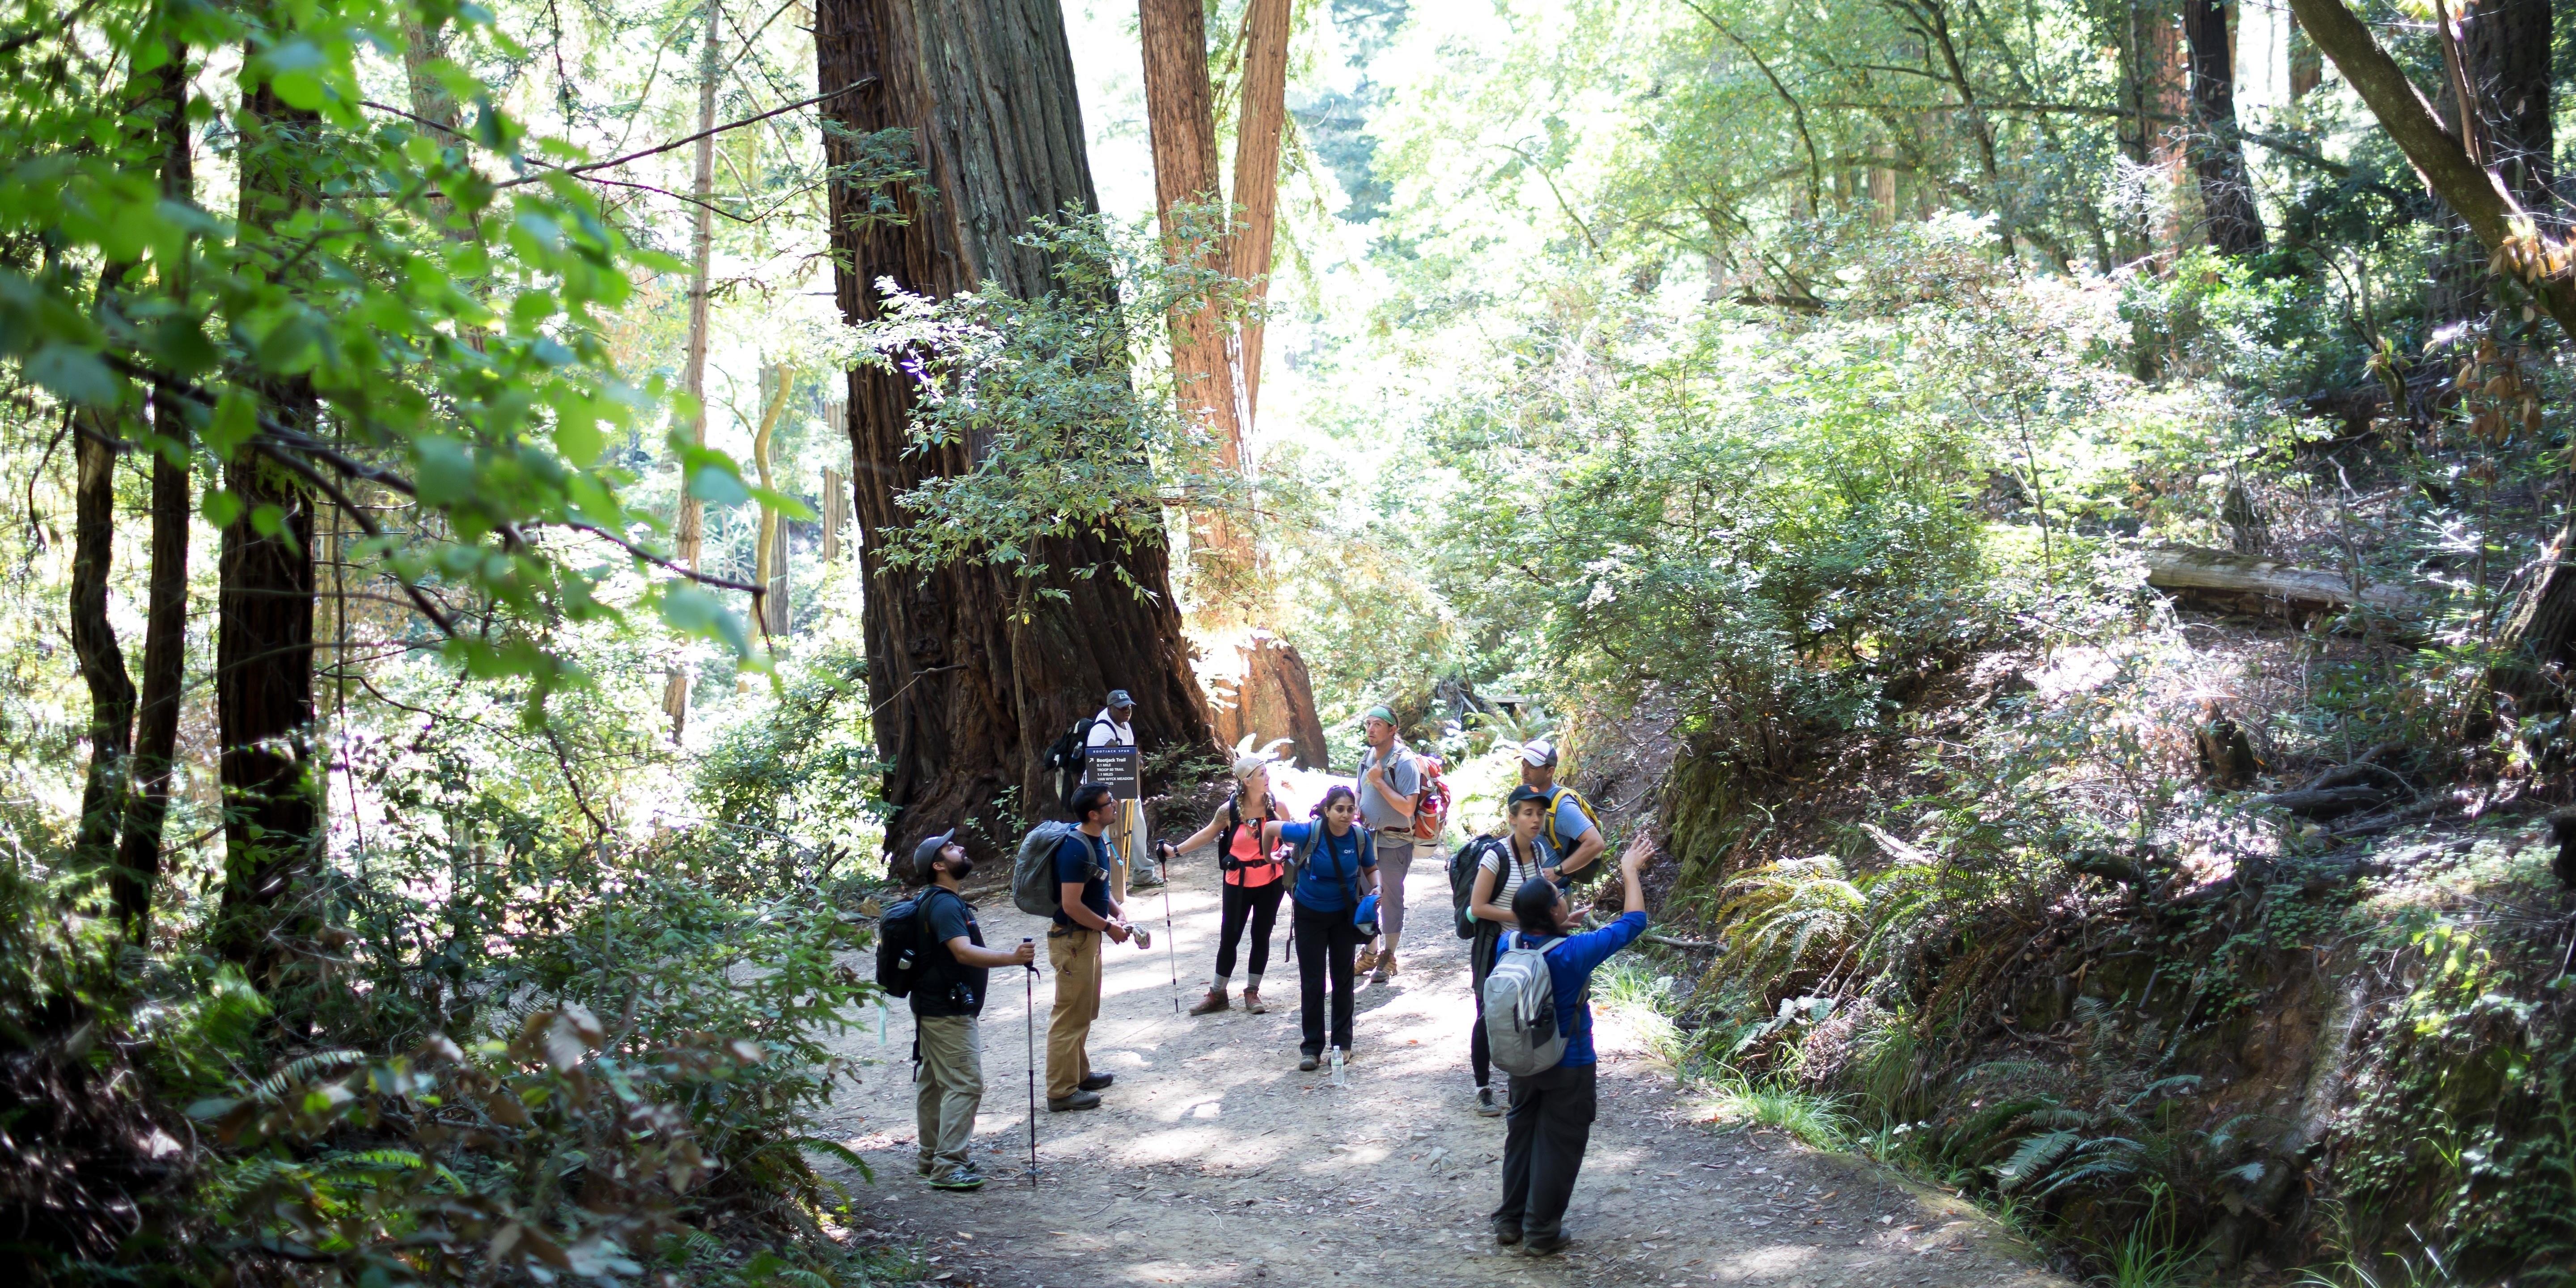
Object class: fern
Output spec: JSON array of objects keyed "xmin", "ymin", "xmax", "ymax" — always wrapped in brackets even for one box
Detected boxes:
[
  {"xmin": 253, "ymin": 1049, "xmax": 366, "ymax": 1100},
  {"xmin": 1995, "ymin": 1128, "xmax": 2083, "ymax": 1192}
]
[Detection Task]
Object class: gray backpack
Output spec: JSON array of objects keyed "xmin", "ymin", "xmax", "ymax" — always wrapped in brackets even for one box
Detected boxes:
[
  {"xmin": 1483, "ymin": 934, "xmax": 1578, "ymax": 1077},
  {"xmin": 1012, "ymin": 822, "xmax": 1089, "ymax": 918}
]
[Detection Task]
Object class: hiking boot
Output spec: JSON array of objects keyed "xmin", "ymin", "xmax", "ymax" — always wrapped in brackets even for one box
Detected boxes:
[
  {"xmin": 1078, "ymin": 1072, "xmax": 1114, "ymax": 1091},
  {"xmin": 1047, "ymin": 1090, "xmax": 1102, "ymax": 1112},
  {"xmin": 928, "ymin": 1168, "xmax": 987, "ymax": 1192},
  {"xmin": 1241, "ymin": 987, "xmax": 1267, "ymax": 1014},
  {"xmin": 1491, "ymin": 1218, "xmax": 1523, "ymax": 1246},
  {"xmin": 1189, "ymin": 989, "xmax": 1230, "ymax": 1016},
  {"xmin": 1132, "ymin": 866, "xmax": 1164, "ymax": 889},
  {"xmin": 1381, "ymin": 953, "xmax": 1399, "ymax": 979},
  {"xmin": 1523, "ymin": 1231, "xmax": 1568, "ymax": 1255},
  {"xmin": 1298, "ymin": 1052, "xmax": 1320, "ymax": 1072},
  {"xmin": 1354, "ymin": 946, "xmax": 1380, "ymax": 975},
  {"xmin": 1475, "ymin": 1086, "xmax": 1502, "ymax": 1117}
]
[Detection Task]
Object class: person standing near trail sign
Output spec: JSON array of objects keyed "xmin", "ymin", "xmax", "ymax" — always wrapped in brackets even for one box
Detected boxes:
[
  {"xmin": 906, "ymin": 831, "xmax": 1036, "ymax": 1191},
  {"xmin": 1086, "ymin": 689, "xmax": 1160, "ymax": 894},
  {"xmin": 1519, "ymin": 739, "xmax": 1605, "ymax": 881},
  {"xmin": 1046, "ymin": 784, "xmax": 1130, "ymax": 1111},
  {"xmin": 1353, "ymin": 705, "xmax": 1419, "ymax": 982}
]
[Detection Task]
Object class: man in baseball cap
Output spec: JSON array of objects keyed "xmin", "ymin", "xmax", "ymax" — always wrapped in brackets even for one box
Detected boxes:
[
  {"xmin": 1085, "ymin": 689, "xmax": 1157, "ymax": 891},
  {"xmin": 903, "ymin": 827, "xmax": 1034, "ymax": 1190},
  {"xmin": 1518, "ymin": 739, "xmax": 1604, "ymax": 880}
]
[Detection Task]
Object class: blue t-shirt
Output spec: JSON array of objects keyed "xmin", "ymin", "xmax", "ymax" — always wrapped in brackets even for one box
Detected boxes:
[
  {"xmin": 1051, "ymin": 830, "xmax": 1112, "ymax": 928},
  {"xmin": 1508, "ymin": 910, "xmax": 1647, "ymax": 1067},
  {"xmin": 1278, "ymin": 820, "xmax": 1375, "ymax": 912}
]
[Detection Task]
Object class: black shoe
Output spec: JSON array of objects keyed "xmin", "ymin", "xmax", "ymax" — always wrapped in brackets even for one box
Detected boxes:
[
  {"xmin": 1078, "ymin": 1072, "xmax": 1114, "ymax": 1091},
  {"xmin": 1491, "ymin": 1219, "xmax": 1522, "ymax": 1246},
  {"xmin": 1523, "ymin": 1231, "xmax": 1568, "ymax": 1255},
  {"xmin": 1046, "ymin": 1090, "xmax": 1102, "ymax": 1112},
  {"xmin": 1298, "ymin": 1052, "xmax": 1320, "ymax": 1072}
]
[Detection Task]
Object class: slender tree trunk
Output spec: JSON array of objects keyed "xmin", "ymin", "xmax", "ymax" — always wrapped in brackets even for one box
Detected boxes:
[
  {"xmin": 664, "ymin": 0, "xmax": 723, "ymax": 740},
  {"xmin": 213, "ymin": 68, "xmax": 322, "ymax": 978},
  {"xmin": 114, "ymin": 25, "xmax": 195, "ymax": 943},
  {"xmin": 817, "ymin": 0, "xmax": 1217, "ymax": 877},
  {"xmin": 71, "ymin": 408, "xmax": 136, "ymax": 874},
  {"xmin": 751, "ymin": 364, "xmax": 794, "ymax": 636},
  {"xmin": 2184, "ymin": 0, "xmax": 2267, "ymax": 254}
]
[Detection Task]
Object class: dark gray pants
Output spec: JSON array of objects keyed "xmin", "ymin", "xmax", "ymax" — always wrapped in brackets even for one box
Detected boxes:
[{"xmin": 1493, "ymin": 1061, "xmax": 1597, "ymax": 1238}]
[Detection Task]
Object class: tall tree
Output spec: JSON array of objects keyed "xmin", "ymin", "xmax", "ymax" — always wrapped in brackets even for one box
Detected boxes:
[
  {"xmin": 1227, "ymin": 0, "xmax": 1290, "ymax": 431},
  {"xmin": 2182, "ymin": 0, "xmax": 2266, "ymax": 254},
  {"xmin": 665, "ymin": 0, "xmax": 724, "ymax": 741},
  {"xmin": 212, "ymin": 62, "xmax": 322, "ymax": 976},
  {"xmin": 69, "ymin": 364, "xmax": 135, "ymax": 875},
  {"xmin": 816, "ymin": 0, "xmax": 1217, "ymax": 874}
]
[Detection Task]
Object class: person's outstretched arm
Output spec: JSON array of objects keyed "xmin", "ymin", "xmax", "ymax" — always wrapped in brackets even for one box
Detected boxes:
[{"xmin": 1165, "ymin": 805, "xmax": 1228, "ymax": 856}]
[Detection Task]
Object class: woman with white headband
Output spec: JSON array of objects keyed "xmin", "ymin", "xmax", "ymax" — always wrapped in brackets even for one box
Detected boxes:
[{"xmin": 1162, "ymin": 745, "xmax": 1294, "ymax": 1015}]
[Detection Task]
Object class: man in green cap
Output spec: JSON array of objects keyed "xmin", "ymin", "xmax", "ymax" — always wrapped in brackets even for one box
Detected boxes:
[{"xmin": 1353, "ymin": 704, "xmax": 1420, "ymax": 981}]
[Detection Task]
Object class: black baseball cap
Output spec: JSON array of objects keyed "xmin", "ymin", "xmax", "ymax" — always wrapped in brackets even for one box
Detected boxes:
[
  {"xmin": 1506, "ymin": 785, "xmax": 1550, "ymax": 811},
  {"xmin": 911, "ymin": 829, "xmax": 957, "ymax": 869}
]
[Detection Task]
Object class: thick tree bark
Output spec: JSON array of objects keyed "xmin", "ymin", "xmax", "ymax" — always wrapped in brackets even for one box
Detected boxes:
[
  {"xmin": 817, "ymin": 0, "xmax": 1218, "ymax": 877},
  {"xmin": 2182, "ymin": 0, "xmax": 2267, "ymax": 254},
  {"xmin": 213, "ymin": 75, "xmax": 322, "ymax": 977},
  {"xmin": 70, "ymin": 415, "xmax": 135, "ymax": 873},
  {"xmin": 1138, "ymin": 0, "xmax": 1252, "ymax": 613},
  {"xmin": 1227, "ymin": 0, "xmax": 1291, "ymax": 427},
  {"xmin": 113, "ymin": 28, "xmax": 194, "ymax": 943},
  {"xmin": 664, "ymin": 0, "xmax": 723, "ymax": 741}
]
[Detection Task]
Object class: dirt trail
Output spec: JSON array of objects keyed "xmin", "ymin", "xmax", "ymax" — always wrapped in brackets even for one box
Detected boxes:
[{"xmin": 815, "ymin": 860, "xmax": 2069, "ymax": 1288}]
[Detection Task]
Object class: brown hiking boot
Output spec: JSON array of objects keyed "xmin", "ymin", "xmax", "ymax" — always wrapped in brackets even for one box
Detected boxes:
[
  {"xmin": 1354, "ymin": 946, "xmax": 1380, "ymax": 975},
  {"xmin": 1189, "ymin": 989, "xmax": 1229, "ymax": 1016},
  {"xmin": 1242, "ymin": 988, "xmax": 1267, "ymax": 1014}
]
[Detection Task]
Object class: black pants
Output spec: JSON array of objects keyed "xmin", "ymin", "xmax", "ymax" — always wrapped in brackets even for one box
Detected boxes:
[
  {"xmin": 1469, "ymin": 921, "xmax": 1502, "ymax": 1087},
  {"xmin": 1215, "ymin": 879, "xmax": 1284, "ymax": 983},
  {"xmin": 1291, "ymin": 901, "xmax": 1363, "ymax": 1056},
  {"xmin": 1493, "ymin": 1062, "xmax": 1597, "ymax": 1239}
]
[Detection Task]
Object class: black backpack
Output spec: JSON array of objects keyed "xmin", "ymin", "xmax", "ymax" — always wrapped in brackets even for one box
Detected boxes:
[
  {"xmin": 1448, "ymin": 836, "xmax": 1504, "ymax": 940},
  {"xmin": 1042, "ymin": 716, "xmax": 1106, "ymax": 811},
  {"xmin": 874, "ymin": 888, "xmax": 949, "ymax": 998}
]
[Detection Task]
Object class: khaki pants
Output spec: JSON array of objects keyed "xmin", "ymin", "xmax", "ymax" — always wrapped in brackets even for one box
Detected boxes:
[
  {"xmin": 913, "ymin": 1014, "xmax": 983, "ymax": 1181},
  {"xmin": 1046, "ymin": 927, "xmax": 1103, "ymax": 1100}
]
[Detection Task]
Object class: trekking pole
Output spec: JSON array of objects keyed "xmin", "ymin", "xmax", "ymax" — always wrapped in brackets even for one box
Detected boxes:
[
  {"xmin": 1023, "ymin": 941, "xmax": 1039, "ymax": 1189},
  {"xmin": 1157, "ymin": 842, "xmax": 1179, "ymax": 1014}
]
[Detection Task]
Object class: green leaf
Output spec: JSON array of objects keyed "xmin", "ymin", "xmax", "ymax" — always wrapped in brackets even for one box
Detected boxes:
[
  {"xmin": 24, "ymin": 345, "xmax": 116, "ymax": 406},
  {"xmin": 414, "ymin": 437, "xmax": 474, "ymax": 506},
  {"xmin": 201, "ymin": 488, "xmax": 242, "ymax": 529},
  {"xmin": 687, "ymin": 465, "xmax": 749, "ymax": 507}
]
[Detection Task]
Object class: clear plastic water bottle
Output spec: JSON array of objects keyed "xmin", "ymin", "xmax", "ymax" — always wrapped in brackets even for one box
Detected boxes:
[{"xmin": 1330, "ymin": 1046, "xmax": 1346, "ymax": 1087}]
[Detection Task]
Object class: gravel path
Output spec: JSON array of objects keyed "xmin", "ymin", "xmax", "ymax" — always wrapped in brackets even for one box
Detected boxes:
[{"xmin": 813, "ymin": 860, "xmax": 2069, "ymax": 1288}]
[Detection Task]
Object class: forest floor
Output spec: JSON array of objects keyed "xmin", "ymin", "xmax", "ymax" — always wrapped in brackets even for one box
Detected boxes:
[{"xmin": 813, "ymin": 861, "xmax": 2071, "ymax": 1288}]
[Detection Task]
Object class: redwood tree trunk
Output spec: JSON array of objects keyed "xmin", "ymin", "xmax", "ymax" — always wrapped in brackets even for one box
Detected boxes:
[
  {"xmin": 817, "ymin": 0, "xmax": 1216, "ymax": 877},
  {"xmin": 1226, "ymin": 0, "xmax": 1291, "ymax": 427},
  {"xmin": 213, "ymin": 76, "xmax": 322, "ymax": 976},
  {"xmin": 2183, "ymin": 0, "xmax": 2266, "ymax": 255},
  {"xmin": 113, "ymin": 29, "xmax": 194, "ymax": 943}
]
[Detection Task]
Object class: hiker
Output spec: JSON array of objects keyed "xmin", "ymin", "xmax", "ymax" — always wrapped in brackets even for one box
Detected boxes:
[
  {"xmin": 1046, "ymin": 782, "xmax": 1131, "ymax": 1111},
  {"xmin": 1162, "ymin": 749, "xmax": 1292, "ymax": 1017},
  {"xmin": 1260, "ymin": 784, "xmax": 1378, "ymax": 1070},
  {"xmin": 1353, "ymin": 705, "xmax": 1420, "ymax": 983},
  {"xmin": 1087, "ymin": 688, "xmax": 1161, "ymax": 893},
  {"xmin": 1490, "ymin": 830, "xmax": 1654, "ymax": 1254},
  {"xmin": 1519, "ymin": 739, "xmax": 1605, "ymax": 881},
  {"xmin": 1464, "ymin": 785, "xmax": 1561, "ymax": 1116},
  {"xmin": 907, "ymin": 830, "xmax": 1037, "ymax": 1191}
]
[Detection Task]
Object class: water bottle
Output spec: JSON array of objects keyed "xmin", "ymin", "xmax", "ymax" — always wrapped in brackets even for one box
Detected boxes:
[{"xmin": 1330, "ymin": 1046, "xmax": 1346, "ymax": 1087}]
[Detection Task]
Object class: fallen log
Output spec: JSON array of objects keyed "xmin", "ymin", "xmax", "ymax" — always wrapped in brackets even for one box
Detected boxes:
[
  {"xmin": 2252, "ymin": 784, "xmax": 2389, "ymax": 818},
  {"xmin": 2143, "ymin": 545, "xmax": 2423, "ymax": 621}
]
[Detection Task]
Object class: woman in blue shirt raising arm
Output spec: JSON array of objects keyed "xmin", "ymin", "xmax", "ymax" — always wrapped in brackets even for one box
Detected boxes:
[
  {"xmin": 1491, "ymin": 830, "xmax": 1654, "ymax": 1254},
  {"xmin": 1259, "ymin": 784, "xmax": 1379, "ymax": 1071}
]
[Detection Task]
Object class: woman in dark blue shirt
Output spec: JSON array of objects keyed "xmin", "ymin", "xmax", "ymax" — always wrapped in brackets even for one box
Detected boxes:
[{"xmin": 1260, "ymin": 785, "xmax": 1378, "ymax": 1070}]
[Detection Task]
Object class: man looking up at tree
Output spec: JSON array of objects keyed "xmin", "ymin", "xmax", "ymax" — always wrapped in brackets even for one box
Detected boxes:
[
  {"xmin": 1047, "ymin": 783, "xmax": 1129, "ymax": 1111},
  {"xmin": 1519, "ymin": 740, "xmax": 1604, "ymax": 882},
  {"xmin": 909, "ymin": 830, "xmax": 1036, "ymax": 1190},
  {"xmin": 1086, "ymin": 688, "xmax": 1160, "ymax": 893},
  {"xmin": 1353, "ymin": 705, "xmax": 1419, "ymax": 982}
]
